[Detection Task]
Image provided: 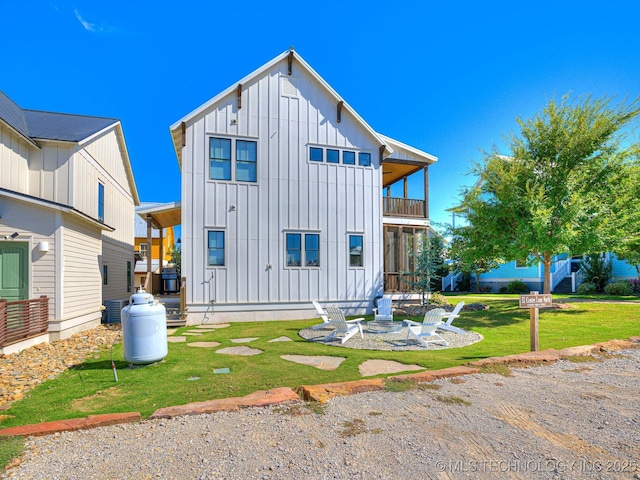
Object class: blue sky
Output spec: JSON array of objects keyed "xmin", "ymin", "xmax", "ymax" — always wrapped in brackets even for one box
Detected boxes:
[{"xmin": 3, "ymin": 1, "xmax": 639, "ymax": 230}]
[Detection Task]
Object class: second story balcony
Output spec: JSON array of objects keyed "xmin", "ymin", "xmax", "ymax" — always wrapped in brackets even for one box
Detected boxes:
[{"xmin": 383, "ymin": 197, "xmax": 427, "ymax": 218}]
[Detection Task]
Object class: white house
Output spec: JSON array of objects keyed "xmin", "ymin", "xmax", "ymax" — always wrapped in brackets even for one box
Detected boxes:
[
  {"xmin": 169, "ymin": 49, "xmax": 436, "ymax": 323},
  {"xmin": 0, "ymin": 90, "xmax": 139, "ymax": 353}
]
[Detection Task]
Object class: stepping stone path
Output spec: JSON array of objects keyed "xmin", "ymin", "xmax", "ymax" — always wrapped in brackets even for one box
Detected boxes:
[
  {"xmin": 167, "ymin": 336, "xmax": 186, "ymax": 343},
  {"xmin": 358, "ymin": 359, "xmax": 424, "ymax": 377},
  {"xmin": 216, "ymin": 346, "xmax": 263, "ymax": 356},
  {"xmin": 268, "ymin": 336, "xmax": 292, "ymax": 342},
  {"xmin": 183, "ymin": 332, "xmax": 203, "ymax": 336},
  {"xmin": 186, "ymin": 342, "xmax": 221, "ymax": 348},
  {"xmin": 281, "ymin": 355, "xmax": 346, "ymax": 371},
  {"xmin": 230, "ymin": 337, "xmax": 258, "ymax": 343}
]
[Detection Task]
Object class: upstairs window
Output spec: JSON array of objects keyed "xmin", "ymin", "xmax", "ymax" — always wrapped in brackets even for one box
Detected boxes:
[
  {"xmin": 209, "ymin": 137, "xmax": 257, "ymax": 182},
  {"xmin": 358, "ymin": 152, "xmax": 371, "ymax": 167},
  {"xmin": 343, "ymin": 151, "xmax": 356, "ymax": 165},
  {"xmin": 236, "ymin": 140, "xmax": 257, "ymax": 182},
  {"xmin": 309, "ymin": 147, "xmax": 323, "ymax": 162},
  {"xmin": 209, "ymin": 138, "xmax": 232, "ymax": 181},
  {"xmin": 326, "ymin": 149, "xmax": 339, "ymax": 164},
  {"xmin": 98, "ymin": 182, "xmax": 105, "ymax": 222}
]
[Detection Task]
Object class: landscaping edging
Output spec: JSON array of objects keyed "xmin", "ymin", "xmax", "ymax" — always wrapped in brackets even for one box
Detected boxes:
[{"xmin": 2, "ymin": 337, "xmax": 639, "ymax": 438}]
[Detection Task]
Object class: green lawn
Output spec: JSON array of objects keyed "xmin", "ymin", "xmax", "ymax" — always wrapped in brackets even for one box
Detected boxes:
[{"xmin": 1, "ymin": 296, "xmax": 638, "ymax": 429}]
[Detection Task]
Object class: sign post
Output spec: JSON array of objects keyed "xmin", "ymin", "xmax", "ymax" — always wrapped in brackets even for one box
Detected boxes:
[{"xmin": 519, "ymin": 291, "xmax": 552, "ymax": 351}]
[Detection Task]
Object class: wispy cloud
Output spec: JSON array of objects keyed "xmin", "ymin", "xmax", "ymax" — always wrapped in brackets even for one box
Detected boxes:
[{"xmin": 74, "ymin": 9, "xmax": 116, "ymax": 34}]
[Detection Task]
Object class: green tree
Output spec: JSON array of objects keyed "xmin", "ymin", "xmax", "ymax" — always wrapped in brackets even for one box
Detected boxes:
[
  {"xmin": 612, "ymin": 163, "xmax": 640, "ymax": 282},
  {"xmin": 404, "ymin": 233, "xmax": 441, "ymax": 305},
  {"xmin": 447, "ymin": 223, "xmax": 503, "ymax": 292},
  {"xmin": 458, "ymin": 95, "xmax": 640, "ymax": 294},
  {"xmin": 167, "ymin": 243, "xmax": 181, "ymax": 274}
]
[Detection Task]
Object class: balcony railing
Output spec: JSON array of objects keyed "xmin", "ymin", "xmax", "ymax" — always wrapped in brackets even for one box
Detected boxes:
[
  {"xmin": 383, "ymin": 197, "xmax": 426, "ymax": 218},
  {"xmin": 0, "ymin": 296, "xmax": 49, "ymax": 348}
]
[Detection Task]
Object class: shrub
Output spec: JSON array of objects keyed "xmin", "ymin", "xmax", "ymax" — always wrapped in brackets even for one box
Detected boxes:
[
  {"xmin": 478, "ymin": 285, "xmax": 493, "ymax": 293},
  {"xmin": 498, "ymin": 286, "xmax": 508, "ymax": 294},
  {"xmin": 428, "ymin": 291, "xmax": 450, "ymax": 306},
  {"xmin": 579, "ymin": 254, "xmax": 612, "ymax": 293},
  {"xmin": 506, "ymin": 280, "xmax": 529, "ymax": 294},
  {"xmin": 604, "ymin": 280, "xmax": 633, "ymax": 296},
  {"xmin": 577, "ymin": 282, "xmax": 597, "ymax": 295},
  {"xmin": 630, "ymin": 279, "xmax": 640, "ymax": 294}
]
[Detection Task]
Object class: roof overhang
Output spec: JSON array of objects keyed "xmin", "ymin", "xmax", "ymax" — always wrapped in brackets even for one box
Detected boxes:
[
  {"xmin": 0, "ymin": 187, "xmax": 114, "ymax": 231},
  {"xmin": 378, "ymin": 134, "xmax": 437, "ymax": 188},
  {"xmin": 137, "ymin": 201, "xmax": 181, "ymax": 229}
]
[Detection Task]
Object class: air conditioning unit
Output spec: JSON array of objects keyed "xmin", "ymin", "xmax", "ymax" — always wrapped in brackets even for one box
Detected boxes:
[{"xmin": 104, "ymin": 299, "xmax": 129, "ymax": 324}]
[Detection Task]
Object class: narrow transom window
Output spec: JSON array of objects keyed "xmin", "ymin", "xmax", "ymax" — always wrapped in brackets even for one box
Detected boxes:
[
  {"xmin": 209, "ymin": 138, "xmax": 231, "ymax": 180},
  {"xmin": 208, "ymin": 231, "xmax": 225, "ymax": 266},
  {"xmin": 349, "ymin": 235, "xmax": 363, "ymax": 267},
  {"xmin": 358, "ymin": 152, "xmax": 371, "ymax": 167},
  {"xmin": 326, "ymin": 149, "xmax": 339, "ymax": 164},
  {"xmin": 343, "ymin": 151, "xmax": 355, "ymax": 165},
  {"xmin": 309, "ymin": 147, "xmax": 323, "ymax": 162}
]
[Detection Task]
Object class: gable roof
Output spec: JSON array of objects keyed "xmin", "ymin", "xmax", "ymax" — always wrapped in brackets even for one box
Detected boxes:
[
  {"xmin": 169, "ymin": 49, "xmax": 395, "ymax": 168},
  {"xmin": 0, "ymin": 90, "xmax": 37, "ymax": 146},
  {"xmin": 0, "ymin": 89, "xmax": 140, "ymax": 205},
  {"xmin": 23, "ymin": 109, "xmax": 118, "ymax": 142}
]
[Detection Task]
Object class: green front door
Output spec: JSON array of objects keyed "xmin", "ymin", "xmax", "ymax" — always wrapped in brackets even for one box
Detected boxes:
[{"xmin": 0, "ymin": 242, "xmax": 29, "ymax": 301}]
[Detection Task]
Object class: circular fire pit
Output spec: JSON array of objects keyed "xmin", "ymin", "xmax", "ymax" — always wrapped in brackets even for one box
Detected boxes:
[{"xmin": 366, "ymin": 320, "xmax": 404, "ymax": 334}]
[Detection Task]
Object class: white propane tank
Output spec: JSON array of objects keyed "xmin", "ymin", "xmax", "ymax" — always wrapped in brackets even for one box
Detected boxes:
[{"xmin": 121, "ymin": 291, "xmax": 168, "ymax": 364}]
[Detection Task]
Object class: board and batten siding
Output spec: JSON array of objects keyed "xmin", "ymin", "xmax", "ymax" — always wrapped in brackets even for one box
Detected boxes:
[
  {"xmin": 0, "ymin": 124, "xmax": 31, "ymax": 193},
  {"xmin": 182, "ymin": 59, "xmax": 383, "ymax": 311}
]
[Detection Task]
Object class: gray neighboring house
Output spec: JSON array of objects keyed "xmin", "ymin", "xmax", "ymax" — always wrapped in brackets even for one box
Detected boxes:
[{"xmin": 0, "ymin": 90, "xmax": 139, "ymax": 353}]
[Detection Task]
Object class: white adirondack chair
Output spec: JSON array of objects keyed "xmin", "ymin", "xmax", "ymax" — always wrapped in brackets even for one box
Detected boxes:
[
  {"xmin": 405, "ymin": 308, "xmax": 448, "ymax": 348},
  {"xmin": 311, "ymin": 301, "xmax": 332, "ymax": 330},
  {"xmin": 323, "ymin": 306, "xmax": 364, "ymax": 344},
  {"xmin": 373, "ymin": 297, "xmax": 395, "ymax": 322},
  {"xmin": 438, "ymin": 301, "xmax": 466, "ymax": 334}
]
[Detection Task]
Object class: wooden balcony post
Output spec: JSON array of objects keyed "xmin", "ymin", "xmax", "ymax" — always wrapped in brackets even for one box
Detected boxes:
[{"xmin": 423, "ymin": 166, "xmax": 429, "ymax": 219}]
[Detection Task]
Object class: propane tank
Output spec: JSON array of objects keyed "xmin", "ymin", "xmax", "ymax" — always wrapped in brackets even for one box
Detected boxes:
[{"xmin": 121, "ymin": 291, "xmax": 168, "ymax": 364}]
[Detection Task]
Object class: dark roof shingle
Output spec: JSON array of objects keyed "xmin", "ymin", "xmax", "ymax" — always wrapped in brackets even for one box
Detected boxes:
[
  {"xmin": 23, "ymin": 110, "xmax": 118, "ymax": 142},
  {"xmin": 0, "ymin": 90, "xmax": 30, "ymax": 139}
]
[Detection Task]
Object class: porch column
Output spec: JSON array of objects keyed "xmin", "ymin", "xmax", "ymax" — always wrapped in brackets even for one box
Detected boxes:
[
  {"xmin": 159, "ymin": 226, "xmax": 164, "ymax": 294},
  {"xmin": 146, "ymin": 215, "xmax": 153, "ymax": 292},
  {"xmin": 423, "ymin": 166, "xmax": 429, "ymax": 219}
]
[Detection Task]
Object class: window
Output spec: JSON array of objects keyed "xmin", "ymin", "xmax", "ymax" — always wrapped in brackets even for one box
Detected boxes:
[
  {"xmin": 309, "ymin": 147, "xmax": 323, "ymax": 162},
  {"xmin": 305, "ymin": 234, "xmax": 320, "ymax": 266},
  {"xmin": 286, "ymin": 232, "xmax": 320, "ymax": 267},
  {"xmin": 209, "ymin": 138, "xmax": 231, "ymax": 180},
  {"xmin": 102, "ymin": 265, "xmax": 108, "ymax": 285},
  {"xmin": 286, "ymin": 234, "xmax": 301, "ymax": 266},
  {"xmin": 343, "ymin": 150, "xmax": 355, "ymax": 165},
  {"xmin": 326, "ymin": 149, "xmax": 339, "ymax": 164},
  {"xmin": 207, "ymin": 231, "xmax": 225, "ymax": 266},
  {"xmin": 127, "ymin": 261, "xmax": 132, "ymax": 292},
  {"xmin": 236, "ymin": 140, "xmax": 257, "ymax": 182},
  {"xmin": 349, "ymin": 235, "xmax": 363, "ymax": 267},
  {"xmin": 139, "ymin": 243, "xmax": 149, "ymax": 258},
  {"xmin": 516, "ymin": 259, "xmax": 528, "ymax": 268},
  {"xmin": 98, "ymin": 182, "xmax": 104, "ymax": 222},
  {"xmin": 358, "ymin": 152, "xmax": 371, "ymax": 167}
]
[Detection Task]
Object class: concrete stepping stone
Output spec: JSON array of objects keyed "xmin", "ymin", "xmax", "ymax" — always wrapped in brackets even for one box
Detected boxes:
[
  {"xmin": 193, "ymin": 324, "xmax": 230, "ymax": 329},
  {"xmin": 230, "ymin": 337, "xmax": 259, "ymax": 343},
  {"xmin": 167, "ymin": 328, "xmax": 178, "ymax": 336},
  {"xmin": 281, "ymin": 355, "xmax": 346, "ymax": 371},
  {"xmin": 358, "ymin": 359, "xmax": 424, "ymax": 377},
  {"xmin": 167, "ymin": 336, "xmax": 187, "ymax": 343},
  {"xmin": 216, "ymin": 346, "xmax": 263, "ymax": 356},
  {"xmin": 268, "ymin": 336, "xmax": 292, "ymax": 342},
  {"xmin": 187, "ymin": 342, "xmax": 221, "ymax": 348},
  {"xmin": 183, "ymin": 332, "xmax": 204, "ymax": 336}
]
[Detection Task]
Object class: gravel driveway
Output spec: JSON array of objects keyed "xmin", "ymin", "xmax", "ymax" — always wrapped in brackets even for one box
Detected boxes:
[{"xmin": 4, "ymin": 348, "xmax": 639, "ymax": 479}]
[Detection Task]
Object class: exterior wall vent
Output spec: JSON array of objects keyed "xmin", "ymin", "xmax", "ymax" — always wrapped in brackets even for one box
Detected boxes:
[{"xmin": 281, "ymin": 76, "xmax": 298, "ymax": 98}]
